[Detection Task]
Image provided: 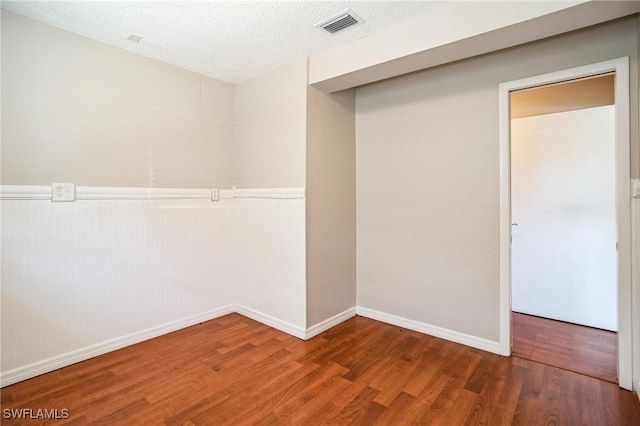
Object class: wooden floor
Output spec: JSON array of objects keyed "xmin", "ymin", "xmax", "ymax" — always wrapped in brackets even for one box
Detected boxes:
[
  {"xmin": 2, "ymin": 314, "xmax": 640, "ymax": 425},
  {"xmin": 512, "ymin": 312, "xmax": 617, "ymax": 383}
]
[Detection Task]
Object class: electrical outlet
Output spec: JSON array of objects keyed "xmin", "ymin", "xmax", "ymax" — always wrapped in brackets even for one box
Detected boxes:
[
  {"xmin": 52, "ymin": 183, "xmax": 75, "ymax": 202},
  {"xmin": 211, "ymin": 188, "xmax": 219, "ymax": 202}
]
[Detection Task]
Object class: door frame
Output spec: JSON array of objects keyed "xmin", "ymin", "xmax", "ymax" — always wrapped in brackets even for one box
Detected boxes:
[{"xmin": 498, "ymin": 57, "xmax": 633, "ymax": 390}]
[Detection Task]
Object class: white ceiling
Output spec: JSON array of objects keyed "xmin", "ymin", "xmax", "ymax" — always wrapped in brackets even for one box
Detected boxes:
[{"xmin": 1, "ymin": 0, "xmax": 446, "ymax": 83}]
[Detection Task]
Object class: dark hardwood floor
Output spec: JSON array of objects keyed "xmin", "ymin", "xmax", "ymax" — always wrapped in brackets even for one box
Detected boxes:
[
  {"xmin": 512, "ymin": 312, "xmax": 617, "ymax": 383},
  {"xmin": 2, "ymin": 313, "xmax": 639, "ymax": 425}
]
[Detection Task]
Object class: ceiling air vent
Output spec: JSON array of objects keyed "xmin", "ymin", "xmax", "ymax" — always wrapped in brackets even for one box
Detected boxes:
[
  {"xmin": 315, "ymin": 9, "xmax": 364, "ymax": 35},
  {"xmin": 126, "ymin": 34, "xmax": 143, "ymax": 43}
]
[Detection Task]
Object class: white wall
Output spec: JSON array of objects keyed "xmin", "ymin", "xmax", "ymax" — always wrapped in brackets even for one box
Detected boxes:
[
  {"xmin": 235, "ymin": 197, "xmax": 307, "ymax": 332},
  {"xmin": 511, "ymin": 106, "xmax": 617, "ymax": 331},
  {"xmin": 1, "ymin": 194, "xmax": 235, "ymax": 378},
  {"xmin": 0, "ymin": 188, "xmax": 306, "ymax": 386}
]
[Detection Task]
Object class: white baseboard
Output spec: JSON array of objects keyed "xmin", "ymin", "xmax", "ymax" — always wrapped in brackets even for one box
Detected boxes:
[
  {"xmin": 1, "ymin": 304, "xmax": 305, "ymax": 388},
  {"xmin": 0, "ymin": 305, "xmax": 235, "ymax": 388},
  {"xmin": 2, "ymin": 304, "xmax": 502, "ymax": 388},
  {"xmin": 234, "ymin": 305, "xmax": 306, "ymax": 340},
  {"xmin": 356, "ymin": 306, "xmax": 501, "ymax": 355},
  {"xmin": 305, "ymin": 307, "xmax": 357, "ymax": 339}
]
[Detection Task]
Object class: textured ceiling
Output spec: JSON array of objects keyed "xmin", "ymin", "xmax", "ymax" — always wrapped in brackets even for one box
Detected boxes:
[{"xmin": 1, "ymin": 1, "xmax": 445, "ymax": 83}]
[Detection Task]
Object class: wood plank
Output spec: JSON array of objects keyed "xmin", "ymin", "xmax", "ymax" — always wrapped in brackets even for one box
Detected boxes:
[
  {"xmin": 1, "ymin": 313, "xmax": 639, "ymax": 424},
  {"xmin": 512, "ymin": 312, "xmax": 617, "ymax": 382}
]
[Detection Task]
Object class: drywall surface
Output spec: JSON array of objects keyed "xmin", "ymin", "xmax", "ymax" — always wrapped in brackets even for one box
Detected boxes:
[
  {"xmin": 356, "ymin": 17, "xmax": 638, "ymax": 342},
  {"xmin": 234, "ymin": 59, "xmax": 307, "ymax": 188},
  {"xmin": 235, "ymin": 197, "xmax": 307, "ymax": 331},
  {"xmin": 1, "ymin": 192, "xmax": 306, "ymax": 384},
  {"xmin": 306, "ymin": 86, "xmax": 356, "ymax": 327},
  {"xmin": 1, "ymin": 11, "xmax": 234, "ymax": 188},
  {"xmin": 511, "ymin": 74, "xmax": 614, "ymax": 118},
  {"xmin": 511, "ymin": 107, "xmax": 617, "ymax": 331},
  {"xmin": 1, "ymin": 197, "xmax": 236, "ymax": 374},
  {"xmin": 310, "ymin": 1, "xmax": 640, "ymax": 92}
]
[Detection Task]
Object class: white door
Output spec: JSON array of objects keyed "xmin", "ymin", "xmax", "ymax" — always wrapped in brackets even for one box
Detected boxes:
[{"xmin": 511, "ymin": 105, "xmax": 617, "ymax": 331}]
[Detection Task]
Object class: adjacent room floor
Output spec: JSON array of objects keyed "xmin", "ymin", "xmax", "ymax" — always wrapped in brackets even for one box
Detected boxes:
[
  {"xmin": 2, "ymin": 314, "xmax": 638, "ymax": 425},
  {"xmin": 512, "ymin": 312, "xmax": 617, "ymax": 383}
]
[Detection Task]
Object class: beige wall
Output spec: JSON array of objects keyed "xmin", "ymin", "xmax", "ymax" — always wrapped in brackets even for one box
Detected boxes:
[
  {"xmin": 306, "ymin": 86, "xmax": 356, "ymax": 326},
  {"xmin": 1, "ymin": 11, "xmax": 234, "ymax": 188},
  {"xmin": 233, "ymin": 60, "xmax": 355, "ymax": 325},
  {"xmin": 233, "ymin": 59, "xmax": 307, "ymax": 189},
  {"xmin": 511, "ymin": 74, "xmax": 614, "ymax": 118},
  {"xmin": 309, "ymin": 1, "xmax": 615, "ymax": 92},
  {"xmin": 356, "ymin": 17, "xmax": 638, "ymax": 342}
]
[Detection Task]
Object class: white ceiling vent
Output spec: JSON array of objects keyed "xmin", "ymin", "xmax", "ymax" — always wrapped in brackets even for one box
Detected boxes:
[{"xmin": 315, "ymin": 9, "xmax": 364, "ymax": 35}]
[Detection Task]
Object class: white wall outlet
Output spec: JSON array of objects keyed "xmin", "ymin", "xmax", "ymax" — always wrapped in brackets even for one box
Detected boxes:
[
  {"xmin": 52, "ymin": 183, "xmax": 75, "ymax": 202},
  {"xmin": 211, "ymin": 188, "xmax": 219, "ymax": 201}
]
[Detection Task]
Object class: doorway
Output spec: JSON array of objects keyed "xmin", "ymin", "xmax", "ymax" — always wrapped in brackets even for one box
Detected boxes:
[
  {"xmin": 510, "ymin": 76, "xmax": 617, "ymax": 382},
  {"xmin": 498, "ymin": 58, "xmax": 633, "ymax": 390}
]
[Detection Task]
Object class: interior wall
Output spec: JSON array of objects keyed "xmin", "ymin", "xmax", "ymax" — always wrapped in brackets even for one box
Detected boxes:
[
  {"xmin": 309, "ymin": 1, "xmax": 630, "ymax": 92},
  {"xmin": 511, "ymin": 106, "xmax": 617, "ymax": 331},
  {"xmin": 1, "ymin": 11, "xmax": 235, "ymax": 188},
  {"xmin": 306, "ymin": 86, "xmax": 356, "ymax": 327},
  {"xmin": 1, "ymin": 196, "xmax": 236, "ymax": 376},
  {"xmin": 235, "ymin": 197, "xmax": 307, "ymax": 331},
  {"xmin": 1, "ymin": 192, "xmax": 306, "ymax": 385},
  {"xmin": 1, "ymin": 11, "xmax": 309, "ymax": 386},
  {"xmin": 233, "ymin": 59, "xmax": 307, "ymax": 189},
  {"xmin": 356, "ymin": 17, "xmax": 638, "ymax": 343},
  {"xmin": 511, "ymin": 74, "xmax": 614, "ymax": 118}
]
